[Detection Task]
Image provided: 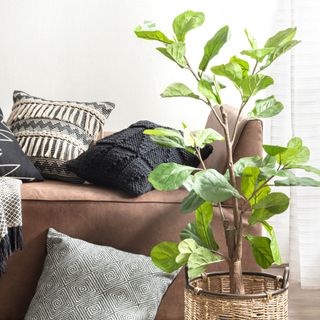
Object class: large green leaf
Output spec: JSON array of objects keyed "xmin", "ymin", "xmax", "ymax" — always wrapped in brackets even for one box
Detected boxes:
[
  {"xmin": 144, "ymin": 127, "xmax": 184, "ymax": 149},
  {"xmin": 267, "ymin": 40, "xmax": 300, "ymax": 68},
  {"xmin": 244, "ymin": 28, "xmax": 257, "ymax": 49},
  {"xmin": 249, "ymin": 208, "xmax": 273, "ymax": 225},
  {"xmin": 275, "ymin": 176, "xmax": 320, "ymax": 187},
  {"xmin": 262, "ymin": 154, "xmax": 277, "ymax": 167},
  {"xmin": 176, "ymin": 238, "xmax": 198, "ymax": 265},
  {"xmin": 211, "ymin": 62, "xmax": 243, "ymax": 86},
  {"xmin": 193, "ymin": 128, "xmax": 224, "ymax": 148},
  {"xmin": 232, "ymin": 156, "xmax": 262, "ymax": 177},
  {"xmin": 188, "ymin": 247, "xmax": 222, "ymax": 279},
  {"xmin": 193, "ymin": 169, "xmax": 240, "ymax": 203},
  {"xmin": 182, "ymin": 124, "xmax": 196, "ymax": 148},
  {"xmin": 245, "ymin": 235, "xmax": 274, "ymax": 269},
  {"xmin": 173, "ymin": 11, "xmax": 205, "ymax": 42},
  {"xmin": 248, "ymin": 96, "xmax": 284, "ymax": 118},
  {"xmin": 163, "ymin": 42, "xmax": 187, "ymax": 67},
  {"xmin": 178, "ymin": 238, "xmax": 198, "ymax": 254},
  {"xmin": 180, "ymin": 202, "xmax": 218, "ymax": 250},
  {"xmin": 144, "ymin": 127, "xmax": 183, "ymax": 139},
  {"xmin": 230, "ymin": 56, "xmax": 249, "ymax": 77},
  {"xmin": 198, "ymin": 79, "xmax": 218, "ymax": 103},
  {"xmin": 240, "ymin": 74, "xmax": 274, "ymax": 100},
  {"xmin": 147, "ymin": 135, "xmax": 184, "ymax": 149},
  {"xmin": 259, "ymin": 155, "xmax": 278, "ymax": 179},
  {"xmin": 286, "ymin": 164, "xmax": 320, "ymax": 176},
  {"xmin": 195, "ymin": 202, "xmax": 219, "ymax": 250},
  {"xmin": 262, "ymin": 222, "xmax": 282, "ymax": 265},
  {"xmin": 263, "ymin": 144, "xmax": 288, "ymax": 156},
  {"xmin": 261, "ymin": 28, "xmax": 299, "ymax": 70},
  {"xmin": 180, "ymin": 190, "xmax": 205, "ymax": 213},
  {"xmin": 150, "ymin": 241, "xmax": 181, "ymax": 272},
  {"xmin": 249, "ymin": 192, "xmax": 289, "ymax": 225},
  {"xmin": 183, "ymin": 175, "xmax": 195, "ymax": 191},
  {"xmin": 148, "ymin": 163, "xmax": 196, "ymax": 191},
  {"xmin": 135, "ymin": 22, "xmax": 173, "ymax": 44},
  {"xmin": 199, "ymin": 25, "xmax": 230, "ymax": 71},
  {"xmin": 241, "ymin": 167, "xmax": 260, "ymax": 201},
  {"xmin": 241, "ymin": 48, "xmax": 274, "ymax": 62},
  {"xmin": 263, "ymin": 40, "xmax": 300, "ymax": 69},
  {"xmin": 253, "ymin": 192, "xmax": 289, "ymax": 214},
  {"xmin": 161, "ymin": 83, "xmax": 199, "ymax": 99},
  {"xmin": 264, "ymin": 27, "xmax": 297, "ymax": 48},
  {"xmin": 181, "ymin": 126, "xmax": 195, "ymax": 149},
  {"xmin": 278, "ymin": 137, "xmax": 310, "ymax": 166},
  {"xmin": 180, "ymin": 221, "xmax": 204, "ymax": 245},
  {"xmin": 252, "ymin": 180, "xmax": 271, "ymax": 205},
  {"xmin": 156, "ymin": 47, "xmax": 176, "ymax": 63}
]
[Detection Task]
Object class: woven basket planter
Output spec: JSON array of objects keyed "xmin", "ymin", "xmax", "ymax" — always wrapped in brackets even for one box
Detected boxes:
[{"xmin": 184, "ymin": 267, "xmax": 289, "ymax": 320}]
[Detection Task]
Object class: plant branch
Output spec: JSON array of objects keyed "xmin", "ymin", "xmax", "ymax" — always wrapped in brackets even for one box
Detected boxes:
[
  {"xmin": 248, "ymin": 176, "xmax": 274, "ymax": 203},
  {"xmin": 220, "ymin": 106, "xmax": 240, "ymax": 227},
  {"xmin": 184, "ymin": 56, "xmax": 200, "ymax": 81},
  {"xmin": 251, "ymin": 60, "xmax": 259, "ymax": 75},
  {"xmin": 184, "ymin": 55, "xmax": 225, "ymax": 130},
  {"xmin": 212, "ymin": 250, "xmax": 230, "ymax": 261},
  {"xmin": 195, "ymin": 146, "xmax": 206, "ymax": 169},
  {"xmin": 231, "ymin": 60, "xmax": 261, "ymax": 144},
  {"xmin": 218, "ymin": 203, "xmax": 228, "ymax": 226},
  {"xmin": 241, "ymin": 174, "xmax": 276, "ymax": 213},
  {"xmin": 231, "ymin": 101, "xmax": 246, "ymax": 144},
  {"xmin": 207, "ymin": 100, "xmax": 225, "ymax": 129}
]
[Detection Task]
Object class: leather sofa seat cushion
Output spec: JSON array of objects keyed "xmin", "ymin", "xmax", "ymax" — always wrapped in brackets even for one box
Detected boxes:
[{"xmin": 22, "ymin": 180, "xmax": 187, "ymax": 203}]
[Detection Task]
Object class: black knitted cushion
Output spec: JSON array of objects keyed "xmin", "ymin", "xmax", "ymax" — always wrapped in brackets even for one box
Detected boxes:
[{"xmin": 66, "ymin": 121, "xmax": 213, "ymax": 196}]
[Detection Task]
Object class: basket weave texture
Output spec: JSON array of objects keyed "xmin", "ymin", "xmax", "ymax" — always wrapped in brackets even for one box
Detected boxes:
[{"xmin": 184, "ymin": 271, "xmax": 288, "ymax": 320}]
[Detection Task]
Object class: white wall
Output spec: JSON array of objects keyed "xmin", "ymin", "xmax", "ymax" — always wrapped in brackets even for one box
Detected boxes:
[{"xmin": 0, "ymin": 0, "xmax": 280, "ymax": 131}]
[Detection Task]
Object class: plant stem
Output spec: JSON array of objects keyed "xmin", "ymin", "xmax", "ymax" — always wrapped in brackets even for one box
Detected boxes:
[
  {"xmin": 220, "ymin": 105, "xmax": 245, "ymax": 294},
  {"xmin": 231, "ymin": 60, "xmax": 260, "ymax": 144},
  {"xmin": 247, "ymin": 175, "xmax": 274, "ymax": 204},
  {"xmin": 184, "ymin": 57, "xmax": 225, "ymax": 129},
  {"xmin": 184, "ymin": 56, "xmax": 200, "ymax": 81},
  {"xmin": 195, "ymin": 146, "xmax": 206, "ymax": 169},
  {"xmin": 218, "ymin": 203, "xmax": 228, "ymax": 227},
  {"xmin": 207, "ymin": 100, "xmax": 226, "ymax": 129},
  {"xmin": 213, "ymin": 251, "xmax": 230, "ymax": 261},
  {"xmin": 184, "ymin": 54, "xmax": 245, "ymax": 294},
  {"xmin": 252, "ymin": 60, "xmax": 259, "ymax": 75}
]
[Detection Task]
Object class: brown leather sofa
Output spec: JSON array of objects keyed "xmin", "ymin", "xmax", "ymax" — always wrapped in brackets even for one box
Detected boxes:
[{"xmin": 0, "ymin": 106, "xmax": 263, "ymax": 320}]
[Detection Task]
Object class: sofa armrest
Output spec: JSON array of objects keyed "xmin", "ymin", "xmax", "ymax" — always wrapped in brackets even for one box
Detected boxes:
[{"xmin": 233, "ymin": 119, "xmax": 263, "ymax": 161}]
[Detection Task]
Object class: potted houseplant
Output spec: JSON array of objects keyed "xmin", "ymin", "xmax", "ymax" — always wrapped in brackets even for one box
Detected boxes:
[{"xmin": 135, "ymin": 10, "xmax": 319, "ymax": 319}]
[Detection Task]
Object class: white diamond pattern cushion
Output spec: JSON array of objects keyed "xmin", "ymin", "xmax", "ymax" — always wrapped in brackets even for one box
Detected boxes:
[{"xmin": 25, "ymin": 228, "xmax": 177, "ymax": 320}]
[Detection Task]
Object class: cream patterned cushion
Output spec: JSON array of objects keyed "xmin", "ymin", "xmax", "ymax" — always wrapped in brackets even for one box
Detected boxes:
[
  {"xmin": 7, "ymin": 91, "xmax": 114, "ymax": 182},
  {"xmin": 25, "ymin": 228, "xmax": 177, "ymax": 320}
]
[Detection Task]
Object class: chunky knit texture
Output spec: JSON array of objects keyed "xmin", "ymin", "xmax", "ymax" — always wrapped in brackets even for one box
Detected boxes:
[{"xmin": 66, "ymin": 121, "xmax": 213, "ymax": 196}]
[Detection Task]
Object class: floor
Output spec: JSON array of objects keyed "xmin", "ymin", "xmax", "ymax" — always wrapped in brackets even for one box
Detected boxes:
[
  {"xmin": 269, "ymin": 267, "xmax": 320, "ymax": 319},
  {"xmin": 288, "ymin": 282, "xmax": 320, "ymax": 319}
]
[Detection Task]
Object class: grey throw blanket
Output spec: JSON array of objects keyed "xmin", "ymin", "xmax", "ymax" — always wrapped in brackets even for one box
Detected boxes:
[{"xmin": 0, "ymin": 177, "xmax": 22, "ymax": 275}]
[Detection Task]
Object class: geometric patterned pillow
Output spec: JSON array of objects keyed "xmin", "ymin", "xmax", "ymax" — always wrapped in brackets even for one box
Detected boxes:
[
  {"xmin": 7, "ymin": 91, "xmax": 115, "ymax": 182},
  {"xmin": 25, "ymin": 228, "xmax": 178, "ymax": 320},
  {"xmin": 0, "ymin": 108, "xmax": 43, "ymax": 181}
]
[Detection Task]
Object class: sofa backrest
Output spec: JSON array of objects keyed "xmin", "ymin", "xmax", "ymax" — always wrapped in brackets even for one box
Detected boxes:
[{"xmin": 204, "ymin": 105, "xmax": 263, "ymax": 173}]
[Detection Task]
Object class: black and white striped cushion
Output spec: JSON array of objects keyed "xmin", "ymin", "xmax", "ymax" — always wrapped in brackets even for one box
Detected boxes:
[{"xmin": 7, "ymin": 91, "xmax": 115, "ymax": 182}]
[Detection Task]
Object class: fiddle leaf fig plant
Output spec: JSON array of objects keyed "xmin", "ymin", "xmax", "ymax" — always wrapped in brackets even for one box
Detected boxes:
[{"xmin": 135, "ymin": 10, "xmax": 318, "ymax": 294}]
